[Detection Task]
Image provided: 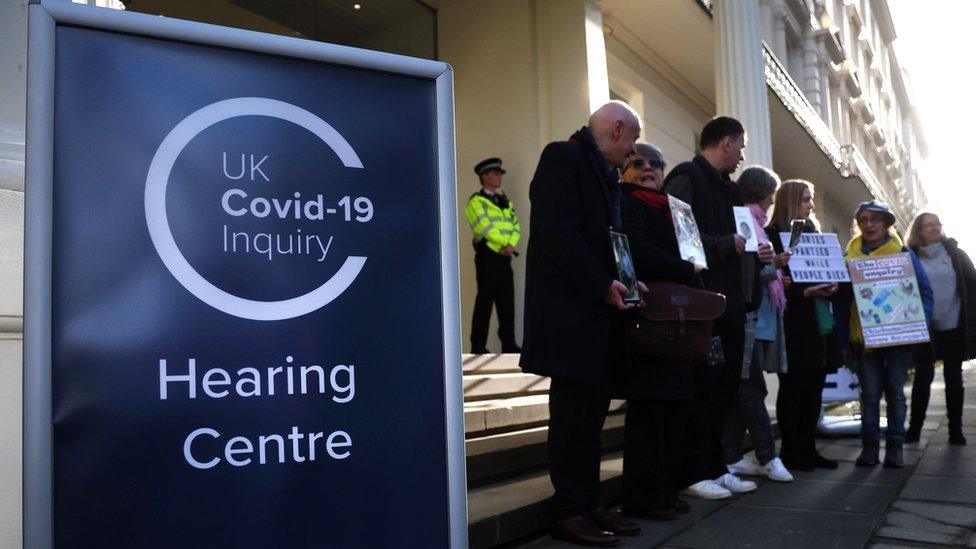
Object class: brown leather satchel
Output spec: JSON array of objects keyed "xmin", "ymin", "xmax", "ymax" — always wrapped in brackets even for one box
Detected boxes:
[{"xmin": 628, "ymin": 281, "xmax": 727, "ymax": 360}]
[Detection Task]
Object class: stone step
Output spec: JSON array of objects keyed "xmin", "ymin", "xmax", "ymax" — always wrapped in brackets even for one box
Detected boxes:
[
  {"xmin": 463, "ymin": 372, "xmax": 551, "ymax": 401},
  {"xmin": 462, "ymin": 353, "xmax": 523, "ymax": 375},
  {"xmin": 464, "ymin": 395, "xmax": 626, "ymax": 436},
  {"xmin": 467, "ymin": 451, "xmax": 624, "ymax": 549},
  {"xmin": 465, "ymin": 414, "xmax": 626, "ymax": 487}
]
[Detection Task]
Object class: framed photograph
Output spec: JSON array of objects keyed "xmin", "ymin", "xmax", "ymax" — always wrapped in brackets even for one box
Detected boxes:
[
  {"xmin": 733, "ymin": 206, "xmax": 759, "ymax": 252},
  {"xmin": 609, "ymin": 231, "xmax": 641, "ymax": 303},
  {"xmin": 668, "ymin": 195, "xmax": 708, "ymax": 269}
]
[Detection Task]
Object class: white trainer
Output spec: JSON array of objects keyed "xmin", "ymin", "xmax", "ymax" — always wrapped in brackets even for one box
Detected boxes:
[
  {"xmin": 680, "ymin": 480, "xmax": 732, "ymax": 500},
  {"xmin": 761, "ymin": 457, "xmax": 794, "ymax": 482},
  {"xmin": 715, "ymin": 473, "xmax": 757, "ymax": 494},
  {"xmin": 727, "ymin": 456, "xmax": 764, "ymax": 476}
]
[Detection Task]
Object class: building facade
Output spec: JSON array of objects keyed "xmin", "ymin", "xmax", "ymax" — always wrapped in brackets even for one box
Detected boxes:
[{"xmin": 0, "ymin": 0, "xmax": 927, "ymax": 544}]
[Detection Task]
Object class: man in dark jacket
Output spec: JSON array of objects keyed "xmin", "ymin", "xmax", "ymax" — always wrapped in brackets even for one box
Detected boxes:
[
  {"xmin": 664, "ymin": 116, "xmax": 772, "ymax": 499},
  {"xmin": 520, "ymin": 101, "xmax": 644, "ymax": 546}
]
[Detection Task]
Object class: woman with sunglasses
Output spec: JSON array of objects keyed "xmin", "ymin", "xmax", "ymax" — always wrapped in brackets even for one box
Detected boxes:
[
  {"xmin": 618, "ymin": 143, "xmax": 705, "ymax": 518},
  {"xmin": 834, "ymin": 201, "xmax": 933, "ymax": 468},
  {"xmin": 905, "ymin": 212, "xmax": 976, "ymax": 445}
]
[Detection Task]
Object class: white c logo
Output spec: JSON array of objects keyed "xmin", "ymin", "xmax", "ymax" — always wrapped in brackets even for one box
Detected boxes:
[{"xmin": 145, "ymin": 97, "xmax": 367, "ymax": 321}]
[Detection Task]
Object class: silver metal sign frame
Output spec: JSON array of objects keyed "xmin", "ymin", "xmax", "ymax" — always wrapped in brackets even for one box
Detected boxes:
[{"xmin": 23, "ymin": 1, "xmax": 466, "ymax": 547}]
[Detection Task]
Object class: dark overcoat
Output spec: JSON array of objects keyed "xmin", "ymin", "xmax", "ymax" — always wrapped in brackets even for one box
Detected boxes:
[
  {"xmin": 519, "ymin": 127, "xmax": 627, "ymax": 384},
  {"xmin": 767, "ymin": 223, "xmax": 829, "ymax": 371},
  {"xmin": 620, "ymin": 183, "xmax": 697, "ymax": 400}
]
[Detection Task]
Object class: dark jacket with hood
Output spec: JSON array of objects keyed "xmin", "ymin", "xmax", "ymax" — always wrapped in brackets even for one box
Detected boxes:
[
  {"xmin": 663, "ymin": 155, "xmax": 744, "ymax": 324},
  {"xmin": 519, "ymin": 127, "xmax": 628, "ymax": 384},
  {"xmin": 912, "ymin": 238, "xmax": 976, "ymax": 360}
]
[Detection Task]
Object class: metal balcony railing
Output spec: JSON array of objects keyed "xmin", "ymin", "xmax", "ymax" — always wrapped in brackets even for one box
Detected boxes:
[
  {"xmin": 764, "ymin": 42, "xmax": 913, "ymax": 228},
  {"xmin": 763, "ymin": 43, "xmax": 845, "ymax": 170}
]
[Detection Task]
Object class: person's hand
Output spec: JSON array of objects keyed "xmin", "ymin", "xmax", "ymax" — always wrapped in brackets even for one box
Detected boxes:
[
  {"xmin": 637, "ymin": 281, "xmax": 649, "ymax": 301},
  {"xmin": 499, "ymin": 245, "xmax": 515, "ymax": 257},
  {"xmin": 803, "ymin": 283, "xmax": 829, "ymax": 298},
  {"xmin": 774, "ymin": 251, "xmax": 791, "ymax": 268},
  {"xmin": 820, "ymin": 283, "xmax": 839, "ymax": 297},
  {"xmin": 757, "ymin": 242, "xmax": 774, "ymax": 263},
  {"xmin": 733, "ymin": 234, "xmax": 746, "ymax": 255},
  {"xmin": 782, "ymin": 276, "xmax": 791, "ymax": 289},
  {"xmin": 605, "ymin": 280, "xmax": 639, "ymax": 310}
]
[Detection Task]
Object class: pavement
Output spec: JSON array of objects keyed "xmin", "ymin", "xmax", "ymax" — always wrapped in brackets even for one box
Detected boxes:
[{"xmin": 516, "ymin": 362, "xmax": 976, "ymax": 548}]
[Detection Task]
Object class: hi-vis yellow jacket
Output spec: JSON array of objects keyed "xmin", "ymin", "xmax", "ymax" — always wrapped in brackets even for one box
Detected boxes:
[{"xmin": 464, "ymin": 191, "xmax": 521, "ymax": 253}]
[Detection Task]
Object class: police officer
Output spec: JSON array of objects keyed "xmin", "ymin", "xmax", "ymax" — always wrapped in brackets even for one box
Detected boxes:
[{"xmin": 465, "ymin": 157, "xmax": 521, "ymax": 354}]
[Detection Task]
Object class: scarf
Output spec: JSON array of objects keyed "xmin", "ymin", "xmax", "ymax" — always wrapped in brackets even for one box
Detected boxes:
[
  {"xmin": 749, "ymin": 203, "xmax": 786, "ymax": 310},
  {"xmin": 569, "ymin": 127, "xmax": 623, "ymax": 230},
  {"xmin": 630, "ymin": 187, "xmax": 672, "ymax": 222}
]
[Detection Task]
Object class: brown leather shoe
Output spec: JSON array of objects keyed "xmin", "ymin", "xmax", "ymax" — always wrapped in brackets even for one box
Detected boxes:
[
  {"xmin": 590, "ymin": 507, "xmax": 641, "ymax": 536},
  {"xmin": 550, "ymin": 516, "xmax": 619, "ymax": 546}
]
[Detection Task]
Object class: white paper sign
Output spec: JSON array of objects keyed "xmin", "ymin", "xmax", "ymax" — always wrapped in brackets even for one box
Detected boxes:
[
  {"xmin": 733, "ymin": 206, "xmax": 759, "ymax": 252},
  {"xmin": 779, "ymin": 232, "xmax": 851, "ymax": 282}
]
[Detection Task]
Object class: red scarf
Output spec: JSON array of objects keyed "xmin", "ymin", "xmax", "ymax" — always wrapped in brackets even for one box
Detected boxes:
[{"xmin": 630, "ymin": 188, "xmax": 672, "ymax": 223}]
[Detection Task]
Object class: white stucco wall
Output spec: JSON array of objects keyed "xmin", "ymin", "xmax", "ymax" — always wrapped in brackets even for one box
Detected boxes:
[{"xmin": 438, "ymin": 0, "xmax": 609, "ymax": 353}]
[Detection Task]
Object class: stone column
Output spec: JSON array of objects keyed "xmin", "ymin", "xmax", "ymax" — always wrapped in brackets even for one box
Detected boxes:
[
  {"xmin": 714, "ymin": 0, "xmax": 773, "ymax": 169},
  {"xmin": 802, "ymin": 34, "xmax": 823, "ymax": 114},
  {"xmin": 818, "ymin": 54, "xmax": 831, "ymax": 122},
  {"xmin": 771, "ymin": 2, "xmax": 789, "ymax": 64},
  {"xmin": 759, "ymin": 0, "xmax": 773, "ymax": 45}
]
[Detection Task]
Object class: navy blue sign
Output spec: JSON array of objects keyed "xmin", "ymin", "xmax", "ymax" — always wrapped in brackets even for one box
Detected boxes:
[{"xmin": 48, "ymin": 24, "xmax": 451, "ymax": 548}]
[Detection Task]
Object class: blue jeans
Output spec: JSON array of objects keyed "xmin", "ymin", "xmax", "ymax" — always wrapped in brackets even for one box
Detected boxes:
[{"xmin": 858, "ymin": 347, "xmax": 912, "ymax": 442}]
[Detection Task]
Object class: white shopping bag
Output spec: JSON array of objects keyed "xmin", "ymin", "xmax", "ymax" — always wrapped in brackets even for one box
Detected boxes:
[{"xmin": 822, "ymin": 366, "xmax": 860, "ymax": 403}]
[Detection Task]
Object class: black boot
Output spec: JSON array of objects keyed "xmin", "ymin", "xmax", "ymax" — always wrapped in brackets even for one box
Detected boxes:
[
  {"xmin": 905, "ymin": 423, "xmax": 922, "ymax": 444},
  {"xmin": 856, "ymin": 440, "xmax": 880, "ymax": 467},
  {"xmin": 948, "ymin": 386, "xmax": 966, "ymax": 445},
  {"xmin": 807, "ymin": 449, "xmax": 839, "ymax": 470},
  {"xmin": 884, "ymin": 439, "xmax": 904, "ymax": 468}
]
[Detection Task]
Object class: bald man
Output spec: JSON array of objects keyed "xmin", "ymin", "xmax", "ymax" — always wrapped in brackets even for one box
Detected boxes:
[{"xmin": 520, "ymin": 101, "xmax": 644, "ymax": 546}]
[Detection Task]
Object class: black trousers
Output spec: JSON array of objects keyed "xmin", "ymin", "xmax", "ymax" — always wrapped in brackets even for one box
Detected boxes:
[
  {"xmin": 776, "ymin": 367, "xmax": 827, "ymax": 461},
  {"xmin": 623, "ymin": 399, "xmax": 688, "ymax": 513},
  {"xmin": 680, "ymin": 321, "xmax": 744, "ymax": 487},
  {"xmin": 548, "ymin": 376, "xmax": 611, "ymax": 518},
  {"xmin": 470, "ymin": 245, "xmax": 517, "ymax": 353},
  {"xmin": 910, "ymin": 327, "xmax": 966, "ymax": 434}
]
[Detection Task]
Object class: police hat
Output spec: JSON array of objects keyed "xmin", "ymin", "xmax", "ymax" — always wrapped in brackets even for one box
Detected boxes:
[{"xmin": 475, "ymin": 157, "xmax": 506, "ymax": 176}]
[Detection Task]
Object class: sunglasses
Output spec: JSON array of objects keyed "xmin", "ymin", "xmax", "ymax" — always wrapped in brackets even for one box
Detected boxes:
[{"xmin": 628, "ymin": 158, "xmax": 665, "ymax": 170}]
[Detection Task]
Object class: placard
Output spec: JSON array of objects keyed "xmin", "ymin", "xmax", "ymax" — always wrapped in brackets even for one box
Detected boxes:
[
  {"xmin": 848, "ymin": 252, "xmax": 930, "ymax": 348},
  {"xmin": 779, "ymin": 232, "xmax": 851, "ymax": 283},
  {"xmin": 669, "ymin": 195, "xmax": 707, "ymax": 269},
  {"xmin": 733, "ymin": 206, "xmax": 759, "ymax": 252},
  {"xmin": 24, "ymin": 2, "xmax": 466, "ymax": 547}
]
